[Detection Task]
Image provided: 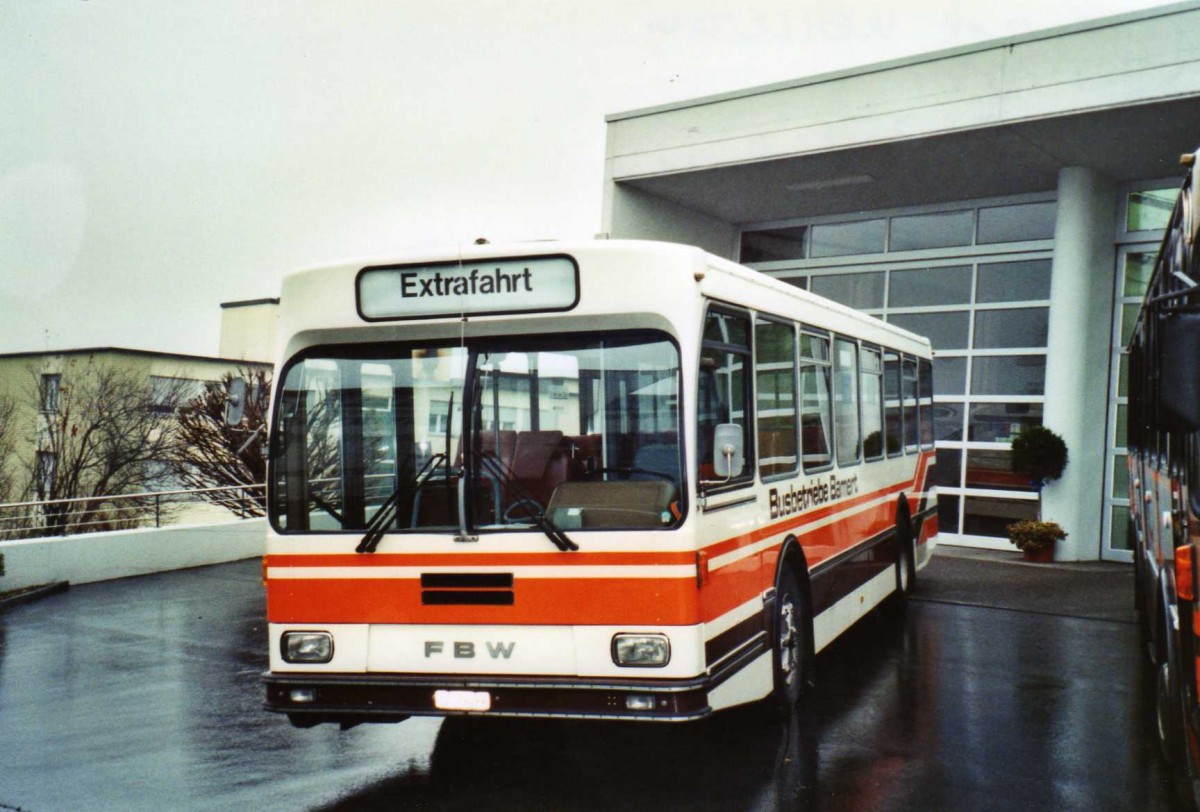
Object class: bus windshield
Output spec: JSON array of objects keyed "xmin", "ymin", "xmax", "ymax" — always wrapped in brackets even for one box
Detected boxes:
[{"xmin": 271, "ymin": 331, "xmax": 683, "ymax": 535}]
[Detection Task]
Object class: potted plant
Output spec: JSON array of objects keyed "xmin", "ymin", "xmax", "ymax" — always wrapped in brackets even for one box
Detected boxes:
[
  {"xmin": 1007, "ymin": 425, "xmax": 1069, "ymax": 561},
  {"xmin": 1007, "ymin": 519, "xmax": 1068, "ymax": 563}
]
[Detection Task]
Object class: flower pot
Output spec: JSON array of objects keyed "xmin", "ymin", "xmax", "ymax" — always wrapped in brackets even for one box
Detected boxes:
[{"xmin": 1022, "ymin": 545, "xmax": 1054, "ymax": 563}]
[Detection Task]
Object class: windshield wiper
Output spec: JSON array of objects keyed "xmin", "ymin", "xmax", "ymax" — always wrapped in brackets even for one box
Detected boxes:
[
  {"xmin": 476, "ymin": 450, "xmax": 578, "ymax": 552},
  {"xmin": 356, "ymin": 452, "xmax": 444, "ymax": 554},
  {"xmin": 465, "ymin": 356, "xmax": 575, "ymax": 552},
  {"xmin": 358, "ymin": 392, "xmax": 462, "ymax": 553}
]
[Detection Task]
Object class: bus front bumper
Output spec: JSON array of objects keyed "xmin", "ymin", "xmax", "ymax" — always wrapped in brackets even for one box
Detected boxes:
[{"xmin": 264, "ymin": 671, "xmax": 713, "ymax": 724}]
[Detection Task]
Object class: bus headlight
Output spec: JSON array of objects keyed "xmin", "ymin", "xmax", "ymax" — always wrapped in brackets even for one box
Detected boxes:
[
  {"xmin": 612, "ymin": 633, "xmax": 670, "ymax": 667},
  {"xmin": 282, "ymin": 631, "xmax": 334, "ymax": 663}
]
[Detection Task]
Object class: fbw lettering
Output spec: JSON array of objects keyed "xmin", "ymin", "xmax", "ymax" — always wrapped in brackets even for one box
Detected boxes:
[{"xmin": 424, "ymin": 641, "xmax": 516, "ymax": 659}]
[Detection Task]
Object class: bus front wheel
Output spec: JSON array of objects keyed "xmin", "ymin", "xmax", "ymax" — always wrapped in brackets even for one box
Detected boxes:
[{"xmin": 772, "ymin": 568, "xmax": 810, "ymax": 714}]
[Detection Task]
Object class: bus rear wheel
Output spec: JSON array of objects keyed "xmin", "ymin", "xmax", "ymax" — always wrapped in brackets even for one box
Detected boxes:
[
  {"xmin": 890, "ymin": 519, "xmax": 915, "ymax": 614},
  {"xmin": 1156, "ymin": 629, "xmax": 1186, "ymax": 768},
  {"xmin": 772, "ymin": 568, "xmax": 809, "ymax": 714}
]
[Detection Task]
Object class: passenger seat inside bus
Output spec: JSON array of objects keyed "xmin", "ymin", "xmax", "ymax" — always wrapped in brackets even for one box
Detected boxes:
[{"xmin": 509, "ymin": 430, "xmax": 569, "ymax": 507}]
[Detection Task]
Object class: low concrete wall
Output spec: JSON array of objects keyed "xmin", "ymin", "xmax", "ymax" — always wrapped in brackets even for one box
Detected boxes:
[{"xmin": 0, "ymin": 519, "xmax": 266, "ymax": 591}]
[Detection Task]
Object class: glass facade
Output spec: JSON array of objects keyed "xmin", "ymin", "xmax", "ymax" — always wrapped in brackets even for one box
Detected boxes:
[
  {"xmin": 741, "ymin": 186, "xmax": 1175, "ymax": 557},
  {"xmin": 810, "ymin": 219, "xmax": 886, "ymax": 258},
  {"xmin": 976, "ymin": 202, "xmax": 1057, "ymax": 244},
  {"xmin": 743, "ymin": 199, "xmax": 1056, "ymax": 545},
  {"xmin": 889, "ymin": 211, "xmax": 974, "ymax": 251},
  {"xmin": 1095, "ymin": 185, "xmax": 1175, "ymax": 559},
  {"xmin": 1126, "ymin": 189, "xmax": 1175, "ymax": 232},
  {"xmin": 1103, "ymin": 242, "xmax": 1159, "ymax": 556}
]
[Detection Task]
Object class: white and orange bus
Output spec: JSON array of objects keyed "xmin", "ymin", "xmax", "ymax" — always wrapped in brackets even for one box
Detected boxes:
[{"xmin": 262, "ymin": 240, "xmax": 937, "ymax": 726}]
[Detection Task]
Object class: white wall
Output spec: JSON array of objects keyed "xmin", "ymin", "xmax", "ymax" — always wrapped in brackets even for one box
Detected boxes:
[
  {"xmin": 604, "ymin": 183, "xmax": 737, "ymax": 257},
  {"xmin": 0, "ymin": 519, "xmax": 266, "ymax": 591},
  {"xmin": 604, "ymin": 6, "xmax": 1200, "ymax": 179}
]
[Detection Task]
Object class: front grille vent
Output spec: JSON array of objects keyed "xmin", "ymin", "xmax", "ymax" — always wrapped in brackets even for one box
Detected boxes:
[{"xmin": 420, "ymin": 573, "xmax": 514, "ymax": 605}]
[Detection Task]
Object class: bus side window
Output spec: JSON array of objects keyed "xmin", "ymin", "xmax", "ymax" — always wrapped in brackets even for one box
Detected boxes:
[
  {"xmin": 755, "ymin": 316, "xmax": 799, "ymax": 478},
  {"xmin": 833, "ymin": 337, "xmax": 861, "ymax": 466},
  {"xmin": 799, "ymin": 331, "xmax": 834, "ymax": 471},
  {"xmin": 918, "ymin": 357, "xmax": 934, "ymax": 450},
  {"xmin": 698, "ymin": 307, "xmax": 753, "ymax": 485},
  {"xmin": 902, "ymin": 356, "xmax": 919, "ymax": 453},
  {"xmin": 884, "ymin": 351, "xmax": 903, "ymax": 456},
  {"xmin": 861, "ymin": 347, "xmax": 884, "ymax": 460}
]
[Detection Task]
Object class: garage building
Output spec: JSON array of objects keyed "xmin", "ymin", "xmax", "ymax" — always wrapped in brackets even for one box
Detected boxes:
[{"xmin": 600, "ymin": 1, "xmax": 1200, "ymax": 561}]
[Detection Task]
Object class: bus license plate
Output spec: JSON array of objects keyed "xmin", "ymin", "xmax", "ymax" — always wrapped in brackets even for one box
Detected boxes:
[{"xmin": 434, "ymin": 690, "xmax": 491, "ymax": 712}]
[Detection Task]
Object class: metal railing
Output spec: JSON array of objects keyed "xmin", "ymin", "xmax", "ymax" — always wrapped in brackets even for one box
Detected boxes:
[{"xmin": 0, "ymin": 484, "xmax": 267, "ymax": 541}]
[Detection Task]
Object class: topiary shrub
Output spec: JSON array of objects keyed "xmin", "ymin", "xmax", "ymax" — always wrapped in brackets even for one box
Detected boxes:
[{"xmin": 1011, "ymin": 425, "xmax": 1068, "ymax": 520}]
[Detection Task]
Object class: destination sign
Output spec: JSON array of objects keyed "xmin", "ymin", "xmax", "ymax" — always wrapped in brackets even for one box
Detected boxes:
[{"xmin": 357, "ymin": 255, "xmax": 579, "ymax": 320}]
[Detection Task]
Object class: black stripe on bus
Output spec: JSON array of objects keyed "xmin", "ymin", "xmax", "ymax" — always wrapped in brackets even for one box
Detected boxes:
[
  {"xmin": 706, "ymin": 527, "xmax": 904, "ymax": 668},
  {"xmin": 809, "ymin": 528, "xmax": 897, "ymax": 616},
  {"xmin": 420, "ymin": 573, "xmax": 514, "ymax": 589},
  {"xmin": 705, "ymin": 612, "xmax": 768, "ymax": 667},
  {"xmin": 421, "ymin": 591, "xmax": 515, "ymax": 606}
]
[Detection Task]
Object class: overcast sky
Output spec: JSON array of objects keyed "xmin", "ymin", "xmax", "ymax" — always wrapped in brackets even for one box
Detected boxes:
[{"xmin": 0, "ymin": 0, "xmax": 1171, "ymax": 358}]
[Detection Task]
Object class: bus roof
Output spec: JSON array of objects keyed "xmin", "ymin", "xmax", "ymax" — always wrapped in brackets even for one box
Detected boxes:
[{"xmin": 277, "ymin": 240, "xmax": 931, "ymax": 357}]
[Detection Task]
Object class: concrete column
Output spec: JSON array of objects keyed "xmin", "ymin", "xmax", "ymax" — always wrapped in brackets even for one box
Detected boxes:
[{"xmin": 1041, "ymin": 166, "xmax": 1117, "ymax": 561}]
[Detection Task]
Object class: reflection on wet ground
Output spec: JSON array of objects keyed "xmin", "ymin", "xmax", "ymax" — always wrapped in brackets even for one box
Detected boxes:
[{"xmin": 0, "ymin": 559, "xmax": 1183, "ymax": 811}]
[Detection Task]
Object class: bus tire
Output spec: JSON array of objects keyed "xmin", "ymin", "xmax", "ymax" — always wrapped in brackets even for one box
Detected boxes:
[
  {"xmin": 287, "ymin": 713, "xmax": 321, "ymax": 729},
  {"xmin": 891, "ymin": 505, "xmax": 916, "ymax": 613},
  {"xmin": 1157, "ymin": 614, "xmax": 1186, "ymax": 769},
  {"xmin": 772, "ymin": 567, "xmax": 810, "ymax": 715},
  {"xmin": 1133, "ymin": 516, "xmax": 1143, "ymax": 613},
  {"xmin": 1135, "ymin": 539, "xmax": 1153, "ymax": 660}
]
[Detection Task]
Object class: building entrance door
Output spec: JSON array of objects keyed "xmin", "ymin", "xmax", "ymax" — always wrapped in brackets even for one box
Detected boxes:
[{"xmin": 1101, "ymin": 245, "xmax": 1157, "ymax": 563}]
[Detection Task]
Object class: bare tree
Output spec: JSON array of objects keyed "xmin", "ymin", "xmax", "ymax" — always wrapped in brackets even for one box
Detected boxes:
[
  {"xmin": 29, "ymin": 357, "xmax": 185, "ymax": 535},
  {"xmin": 0, "ymin": 393, "xmax": 18, "ymax": 504},
  {"xmin": 0, "ymin": 393, "xmax": 21, "ymax": 547},
  {"xmin": 172, "ymin": 369, "xmax": 270, "ymax": 517}
]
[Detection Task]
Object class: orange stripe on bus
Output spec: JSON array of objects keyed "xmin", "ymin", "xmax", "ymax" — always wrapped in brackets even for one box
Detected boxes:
[
  {"xmin": 266, "ymin": 551, "xmax": 698, "ymax": 568},
  {"xmin": 702, "ymin": 479, "xmax": 910, "ymax": 561},
  {"xmin": 266, "ymin": 577, "xmax": 701, "ymax": 625}
]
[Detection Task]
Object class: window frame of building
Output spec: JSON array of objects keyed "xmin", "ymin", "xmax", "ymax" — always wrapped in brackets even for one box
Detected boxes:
[
  {"xmin": 40, "ymin": 373, "xmax": 61, "ymax": 413},
  {"xmin": 1100, "ymin": 180, "xmax": 1177, "ymax": 563},
  {"xmin": 149, "ymin": 376, "xmax": 209, "ymax": 414},
  {"xmin": 35, "ymin": 450, "xmax": 56, "ymax": 499},
  {"xmin": 740, "ymin": 192, "xmax": 1055, "ymax": 549}
]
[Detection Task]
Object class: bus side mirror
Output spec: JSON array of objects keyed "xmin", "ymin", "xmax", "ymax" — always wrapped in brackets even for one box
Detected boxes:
[
  {"xmin": 1160, "ymin": 311, "xmax": 1200, "ymax": 432},
  {"xmin": 225, "ymin": 377, "xmax": 247, "ymax": 426},
  {"xmin": 712, "ymin": 423, "xmax": 745, "ymax": 479}
]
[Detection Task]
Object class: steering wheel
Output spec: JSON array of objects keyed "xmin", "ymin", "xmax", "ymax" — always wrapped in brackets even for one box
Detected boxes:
[{"xmin": 503, "ymin": 498, "xmax": 544, "ymax": 523}]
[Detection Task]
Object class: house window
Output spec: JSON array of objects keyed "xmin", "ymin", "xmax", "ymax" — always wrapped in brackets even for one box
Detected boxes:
[
  {"xmin": 41, "ymin": 374, "xmax": 61, "ymax": 412},
  {"xmin": 149, "ymin": 377, "xmax": 208, "ymax": 413},
  {"xmin": 35, "ymin": 451, "xmax": 56, "ymax": 499}
]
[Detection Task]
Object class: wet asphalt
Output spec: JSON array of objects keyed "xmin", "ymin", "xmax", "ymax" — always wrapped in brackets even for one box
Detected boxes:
[{"xmin": 0, "ymin": 553, "xmax": 1183, "ymax": 811}]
